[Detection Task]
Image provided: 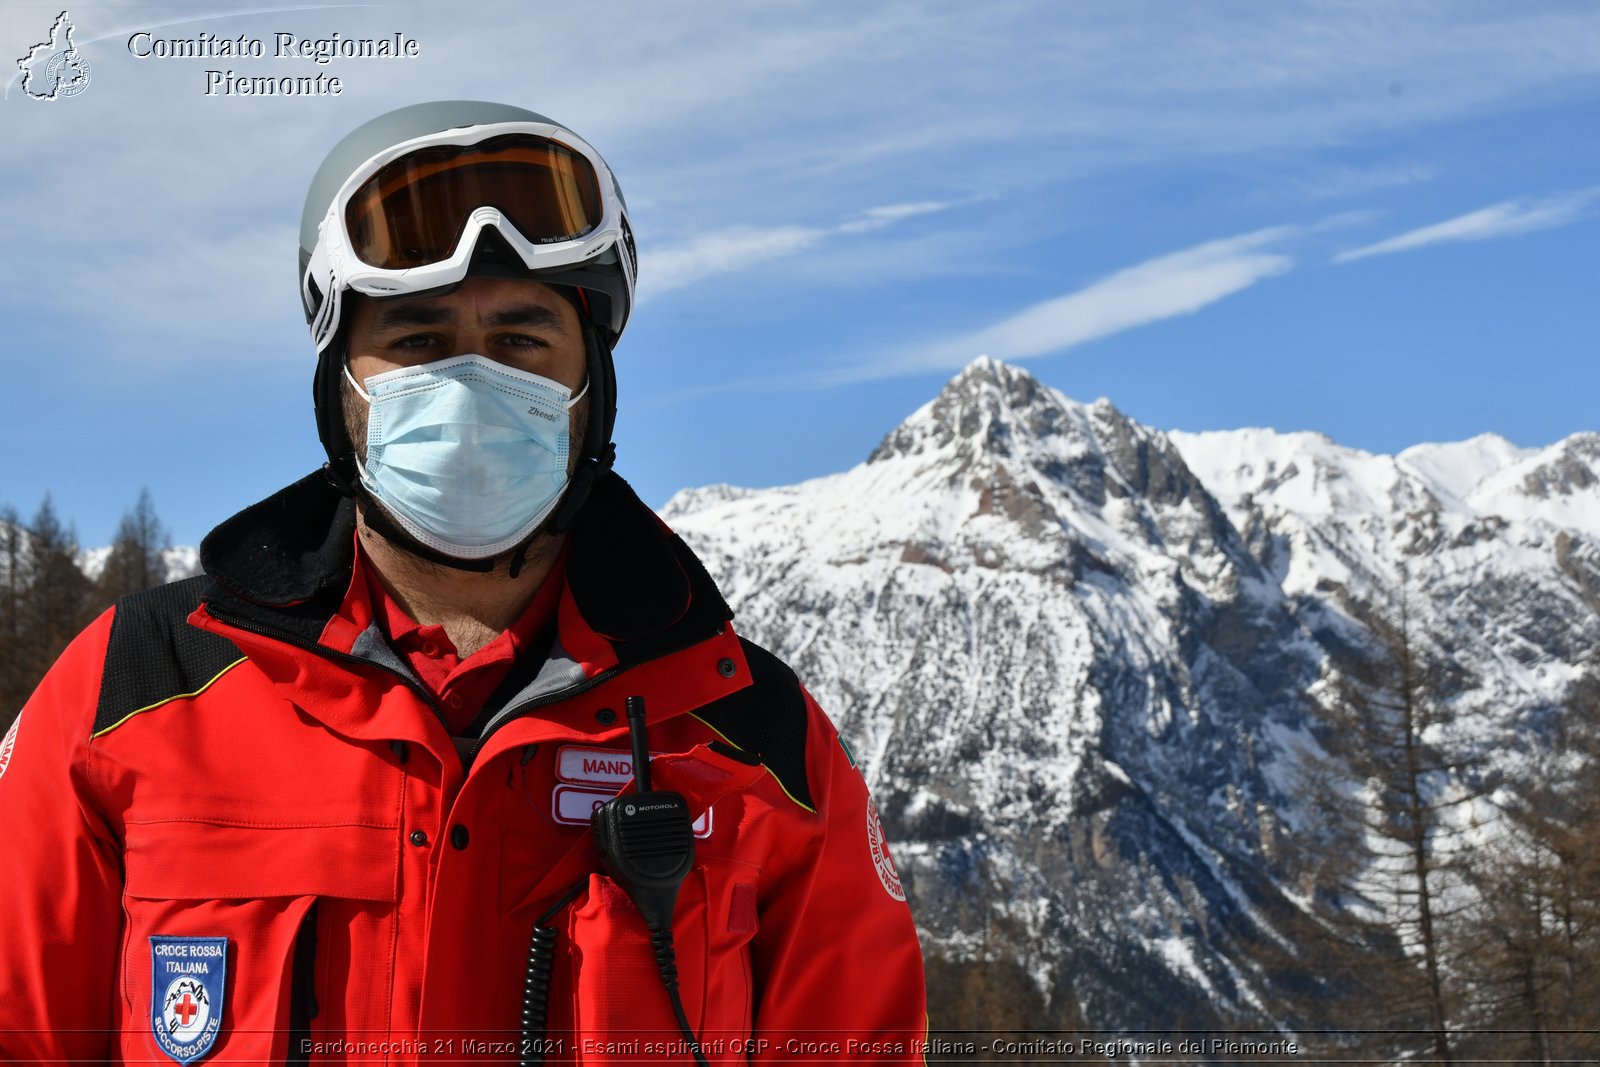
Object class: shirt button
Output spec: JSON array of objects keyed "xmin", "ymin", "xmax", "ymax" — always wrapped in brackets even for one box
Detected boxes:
[
  {"xmin": 421, "ymin": 640, "xmax": 442, "ymax": 658},
  {"xmin": 450, "ymin": 825, "xmax": 470, "ymax": 850},
  {"xmin": 409, "ymin": 830, "xmax": 428, "ymax": 847},
  {"xmin": 446, "ymin": 693, "xmax": 464, "ymax": 711}
]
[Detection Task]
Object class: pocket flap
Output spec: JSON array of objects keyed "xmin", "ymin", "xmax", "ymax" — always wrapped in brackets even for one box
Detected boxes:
[{"xmin": 125, "ymin": 821, "xmax": 399, "ymax": 901}]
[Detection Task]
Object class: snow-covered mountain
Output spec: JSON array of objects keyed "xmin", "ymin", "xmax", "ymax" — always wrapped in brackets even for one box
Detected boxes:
[
  {"xmin": 1168, "ymin": 423, "xmax": 1600, "ymax": 751},
  {"xmin": 77, "ymin": 544, "xmax": 202, "ymax": 584},
  {"xmin": 662, "ymin": 356, "xmax": 1600, "ymax": 1029}
]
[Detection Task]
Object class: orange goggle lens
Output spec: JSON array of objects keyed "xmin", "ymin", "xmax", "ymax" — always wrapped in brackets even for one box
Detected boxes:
[{"xmin": 343, "ymin": 135, "xmax": 604, "ymax": 270}]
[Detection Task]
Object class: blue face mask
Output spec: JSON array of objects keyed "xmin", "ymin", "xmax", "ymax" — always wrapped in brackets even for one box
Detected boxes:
[{"xmin": 345, "ymin": 354, "xmax": 587, "ymax": 559}]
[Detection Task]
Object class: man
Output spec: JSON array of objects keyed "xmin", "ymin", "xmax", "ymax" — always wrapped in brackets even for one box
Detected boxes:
[{"xmin": 0, "ymin": 101, "xmax": 926, "ymax": 1064}]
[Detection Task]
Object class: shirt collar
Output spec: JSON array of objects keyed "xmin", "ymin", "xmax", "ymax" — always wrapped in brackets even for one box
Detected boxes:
[{"xmin": 352, "ymin": 534, "xmax": 571, "ymax": 661}]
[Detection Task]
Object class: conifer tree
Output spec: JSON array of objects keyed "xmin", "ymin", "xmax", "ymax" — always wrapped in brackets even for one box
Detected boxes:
[
  {"xmin": 1285, "ymin": 574, "xmax": 1480, "ymax": 1062},
  {"xmin": 96, "ymin": 488, "xmax": 171, "ymax": 604},
  {"xmin": 15, "ymin": 495, "xmax": 94, "ymax": 711},
  {"xmin": 0, "ymin": 503, "xmax": 27, "ymax": 731},
  {"xmin": 1449, "ymin": 674, "xmax": 1600, "ymax": 1063}
]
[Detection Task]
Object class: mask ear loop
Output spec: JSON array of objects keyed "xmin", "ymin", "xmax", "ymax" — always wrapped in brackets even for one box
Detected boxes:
[
  {"xmin": 563, "ymin": 376, "xmax": 590, "ymax": 410},
  {"xmin": 343, "ymin": 360, "xmax": 373, "ymax": 404},
  {"xmin": 340, "ymin": 360, "xmax": 377, "ymax": 487}
]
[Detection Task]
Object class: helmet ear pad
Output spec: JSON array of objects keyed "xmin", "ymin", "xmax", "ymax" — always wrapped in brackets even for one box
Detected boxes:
[
  {"xmin": 547, "ymin": 316, "xmax": 618, "ymax": 534},
  {"xmin": 542, "ymin": 282, "xmax": 618, "ymax": 445}
]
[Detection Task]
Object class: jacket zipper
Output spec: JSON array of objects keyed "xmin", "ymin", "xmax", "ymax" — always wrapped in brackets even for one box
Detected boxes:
[
  {"xmin": 286, "ymin": 900, "xmax": 320, "ymax": 1065},
  {"xmin": 449, "ymin": 621, "xmax": 729, "ymax": 762}
]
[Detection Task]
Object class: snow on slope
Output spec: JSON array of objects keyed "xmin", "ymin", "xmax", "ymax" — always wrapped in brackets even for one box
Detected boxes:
[
  {"xmin": 664, "ymin": 356, "xmax": 1600, "ymax": 1030},
  {"xmin": 1169, "ymin": 417, "xmax": 1600, "ymax": 747},
  {"xmin": 1467, "ymin": 432, "xmax": 1600, "ymax": 532},
  {"xmin": 666, "ymin": 357, "xmax": 1331, "ymax": 1027},
  {"xmin": 1398, "ymin": 433, "xmax": 1532, "ymax": 505}
]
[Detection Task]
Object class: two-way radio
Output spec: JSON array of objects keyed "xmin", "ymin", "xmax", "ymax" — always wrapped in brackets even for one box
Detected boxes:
[{"xmin": 520, "ymin": 695, "xmax": 711, "ymax": 1067}]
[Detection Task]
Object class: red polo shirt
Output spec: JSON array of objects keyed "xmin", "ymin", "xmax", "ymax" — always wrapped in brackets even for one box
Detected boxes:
[{"xmin": 344, "ymin": 539, "xmax": 569, "ymax": 735}]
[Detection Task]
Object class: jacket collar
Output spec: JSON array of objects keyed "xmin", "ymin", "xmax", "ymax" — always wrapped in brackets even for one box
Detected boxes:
[{"xmin": 197, "ymin": 469, "xmax": 732, "ymax": 664}]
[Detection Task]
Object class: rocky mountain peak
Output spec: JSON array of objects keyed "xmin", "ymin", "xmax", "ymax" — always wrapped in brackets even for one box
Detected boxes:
[
  {"xmin": 852, "ymin": 357, "xmax": 1243, "ymax": 586},
  {"xmin": 862, "ymin": 356, "xmax": 1223, "ymax": 516},
  {"xmin": 1518, "ymin": 432, "xmax": 1600, "ymax": 499},
  {"xmin": 867, "ymin": 355, "xmax": 1084, "ymax": 466}
]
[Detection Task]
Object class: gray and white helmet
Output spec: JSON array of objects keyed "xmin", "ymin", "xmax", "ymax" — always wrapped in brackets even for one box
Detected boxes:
[
  {"xmin": 300, "ymin": 101, "xmax": 629, "ymax": 540},
  {"xmin": 299, "ymin": 99, "xmax": 635, "ymax": 352}
]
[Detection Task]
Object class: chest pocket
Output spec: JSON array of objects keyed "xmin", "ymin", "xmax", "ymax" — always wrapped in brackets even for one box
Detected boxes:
[
  {"xmin": 118, "ymin": 821, "xmax": 400, "ymax": 1065},
  {"xmin": 560, "ymin": 855, "xmax": 761, "ymax": 1064}
]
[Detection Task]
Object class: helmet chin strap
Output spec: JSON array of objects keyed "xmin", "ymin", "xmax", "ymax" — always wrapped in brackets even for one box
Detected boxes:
[
  {"xmin": 357, "ymin": 498, "xmax": 500, "ymax": 574},
  {"xmin": 328, "ymin": 316, "xmax": 618, "ymax": 580}
]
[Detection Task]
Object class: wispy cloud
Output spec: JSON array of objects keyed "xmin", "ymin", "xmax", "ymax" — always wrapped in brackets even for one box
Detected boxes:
[
  {"xmin": 819, "ymin": 226, "xmax": 1297, "ymax": 384},
  {"xmin": 837, "ymin": 201, "xmax": 950, "ymax": 233},
  {"xmin": 1334, "ymin": 188, "xmax": 1600, "ymax": 263},
  {"xmin": 640, "ymin": 201, "xmax": 953, "ymax": 296},
  {"xmin": 1267, "ymin": 162, "xmax": 1438, "ymax": 204}
]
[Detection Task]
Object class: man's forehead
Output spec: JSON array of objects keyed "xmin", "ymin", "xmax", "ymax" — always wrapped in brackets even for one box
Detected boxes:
[{"xmin": 358, "ymin": 279, "xmax": 575, "ymax": 329}]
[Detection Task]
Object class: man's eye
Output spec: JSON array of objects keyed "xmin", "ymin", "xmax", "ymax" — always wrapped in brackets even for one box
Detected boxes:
[
  {"xmin": 390, "ymin": 334, "xmax": 439, "ymax": 350},
  {"xmin": 500, "ymin": 334, "xmax": 549, "ymax": 348}
]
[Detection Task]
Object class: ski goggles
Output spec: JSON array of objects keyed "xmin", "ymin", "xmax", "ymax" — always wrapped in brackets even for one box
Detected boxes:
[{"xmin": 304, "ymin": 121, "xmax": 629, "ymax": 350}]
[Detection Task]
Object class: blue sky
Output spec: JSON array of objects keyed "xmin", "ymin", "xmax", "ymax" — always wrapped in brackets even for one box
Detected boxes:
[{"xmin": 2, "ymin": 1, "xmax": 1598, "ymax": 547}]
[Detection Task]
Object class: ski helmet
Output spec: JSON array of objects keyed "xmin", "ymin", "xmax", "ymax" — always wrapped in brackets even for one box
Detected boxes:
[{"xmin": 299, "ymin": 101, "xmax": 632, "ymax": 553}]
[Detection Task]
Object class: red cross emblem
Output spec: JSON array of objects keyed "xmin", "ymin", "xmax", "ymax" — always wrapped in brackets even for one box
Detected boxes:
[{"xmin": 151, "ymin": 937, "xmax": 227, "ymax": 1062}]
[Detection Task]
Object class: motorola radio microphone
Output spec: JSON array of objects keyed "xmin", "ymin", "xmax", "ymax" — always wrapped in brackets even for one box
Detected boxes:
[{"xmin": 590, "ymin": 696, "xmax": 709, "ymax": 1067}]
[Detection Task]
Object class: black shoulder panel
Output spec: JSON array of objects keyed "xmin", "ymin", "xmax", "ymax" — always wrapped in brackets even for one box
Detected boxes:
[
  {"xmin": 93, "ymin": 576, "xmax": 246, "ymax": 737},
  {"xmin": 693, "ymin": 638, "xmax": 813, "ymax": 811}
]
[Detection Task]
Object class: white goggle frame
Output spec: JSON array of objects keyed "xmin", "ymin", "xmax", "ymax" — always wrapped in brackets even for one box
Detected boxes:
[{"xmin": 302, "ymin": 120, "xmax": 630, "ymax": 354}]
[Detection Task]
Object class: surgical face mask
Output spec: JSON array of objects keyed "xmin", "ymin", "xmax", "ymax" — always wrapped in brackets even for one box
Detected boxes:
[{"xmin": 344, "ymin": 354, "xmax": 587, "ymax": 559}]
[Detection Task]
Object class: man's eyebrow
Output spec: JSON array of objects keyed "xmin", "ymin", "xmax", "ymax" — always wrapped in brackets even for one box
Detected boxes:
[
  {"xmin": 371, "ymin": 304, "xmax": 567, "ymax": 332},
  {"xmin": 374, "ymin": 304, "xmax": 454, "ymax": 328},
  {"xmin": 484, "ymin": 305, "xmax": 567, "ymax": 332}
]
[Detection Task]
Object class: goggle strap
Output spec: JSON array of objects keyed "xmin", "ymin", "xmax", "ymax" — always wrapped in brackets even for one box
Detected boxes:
[{"xmin": 306, "ymin": 230, "xmax": 342, "ymax": 353}]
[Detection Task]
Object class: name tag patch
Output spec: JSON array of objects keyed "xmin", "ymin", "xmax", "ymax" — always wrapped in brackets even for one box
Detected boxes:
[
  {"xmin": 149, "ymin": 936, "xmax": 227, "ymax": 1064},
  {"xmin": 555, "ymin": 744, "xmax": 650, "ymax": 787}
]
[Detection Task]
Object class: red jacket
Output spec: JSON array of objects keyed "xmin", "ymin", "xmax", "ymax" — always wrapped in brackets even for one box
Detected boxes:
[{"xmin": 0, "ymin": 472, "xmax": 926, "ymax": 1065}]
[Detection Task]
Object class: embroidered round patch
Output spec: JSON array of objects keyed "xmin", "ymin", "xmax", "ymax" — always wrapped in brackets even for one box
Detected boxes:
[
  {"xmin": 0, "ymin": 713, "xmax": 21, "ymax": 783},
  {"xmin": 866, "ymin": 795, "xmax": 906, "ymax": 901}
]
